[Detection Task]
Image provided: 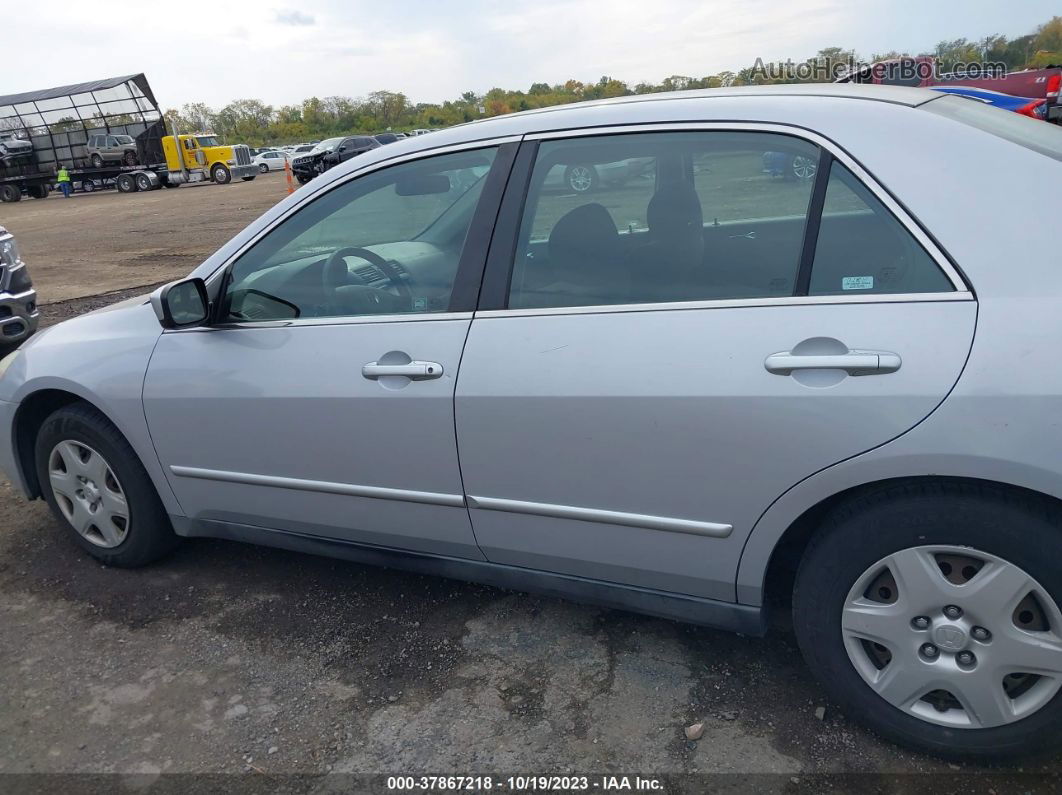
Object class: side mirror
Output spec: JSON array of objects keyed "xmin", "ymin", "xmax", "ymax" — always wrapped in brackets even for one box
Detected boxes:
[{"xmin": 151, "ymin": 278, "xmax": 209, "ymax": 329}]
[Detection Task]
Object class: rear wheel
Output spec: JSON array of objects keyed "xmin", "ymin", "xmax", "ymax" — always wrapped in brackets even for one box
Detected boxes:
[
  {"xmin": 0, "ymin": 184, "xmax": 21, "ymax": 202},
  {"xmin": 794, "ymin": 482, "xmax": 1062, "ymax": 760},
  {"xmin": 133, "ymin": 172, "xmax": 154, "ymax": 191},
  {"xmin": 211, "ymin": 163, "xmax": 231, "ymax": 184},
  {"xmin": 115, "ymin": 173, "xmax": 137, "ymax": 193},
  {"xmin": 241, "ymin": 175, "xmax": 256, "ymax": 182},
  {"xmin": 28, "ymin": 184, "xmax": 49, "ymax": 199},
  {"xmin": 35, "ymin": 403, "xmax": 180, "ymax": 567},
  {"xmin": 81, "ymin": 179, "xmax": 96, "ymax": 193},
  {"xmin": 90, "ymin": 153, "xmax": 104, "ymax": 168},
  {"xmin": 123, "ymin": 150, "xmax": 138, "ymax": 166}
]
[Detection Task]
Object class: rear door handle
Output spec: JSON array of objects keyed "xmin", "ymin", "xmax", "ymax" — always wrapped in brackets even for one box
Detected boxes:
[
  {"xmin": 362, "ymin": 361, "xmax": 444, "ymax": 380},
  {"xmin": 764, "ymin": 351, "xmax": 901, "ymax": 376}
]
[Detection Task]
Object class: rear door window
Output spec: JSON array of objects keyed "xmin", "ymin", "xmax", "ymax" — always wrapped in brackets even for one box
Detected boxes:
[{"xmin": 508, "ymin": 131, "xmax": 821, "ymax": 309}]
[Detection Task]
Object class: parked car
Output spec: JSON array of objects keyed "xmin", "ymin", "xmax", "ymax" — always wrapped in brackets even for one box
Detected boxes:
[
  {"xmin": 0, "ymin": 131, "xmax": 33, "ymax": 161},
  {"xmin": 86, "ymin": 134, "xmax": 139, "ymax": 167},
  {"xmin": 374, "ymin": 133, "xmax": 400, "ymax": 145},
  {"xmin": 290, "ymin": 137, "xmax": 342, "ymax": 183},
  {"xmin": 543, "ymin": 157, "xmax": 653, "ymax": 193},
  {"xmin": 929, "ymin": 85, "xmax": 1048, "ymax": 119},
  {"xmin": 319, "ymin": 135, "xmax": 381, "ymax": 170},
  {"xmin": 252, "ymin": 150, "xmax": 290, "ymax": 173},
  {"xmin": 0, "ymin": 226, "xmax": 38, "ymax": 357},
  {"xmin": 3, "ymin": 84, "xmax": 1062, "ymax": 761},
  {"xmin": 762, "ymin": 150, "xmax": 820, "ymax": 180},
  {"xmin": 292, "ymin": 136, "xmax": 380, "ymax": 183}
]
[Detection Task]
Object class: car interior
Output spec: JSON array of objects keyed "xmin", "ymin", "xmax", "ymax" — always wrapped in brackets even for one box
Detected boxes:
[
  {"xmin": 222, "ymin": 150, "xmax": 496, "ymax": 321},
  {"xmin": 509, "ymin": 134, "xmax": 953, "ymax": 308}
]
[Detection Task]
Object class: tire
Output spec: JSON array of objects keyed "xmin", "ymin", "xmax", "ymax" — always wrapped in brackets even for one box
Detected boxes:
[
  {"xmin": 0, "ymin": 183, "xmax": 21, "ymax": 202},
  {"xmin": 564, "ymin": 164, "xmax": 597, "ymax": 193},
  {"xmin": 123, "ymin": 150, "xmax": 138, "ymax": 167},
  {"xmin": 82, "ymin": 180, "xmax": 96, "ymax": 193},
  {"xmin": 90, "ymin": 153, "xmax": 104, "ymax": 168},
  {"xmin": 241, "ymin": 175, "xmax": 256, "ymax": 181},
  {"xmin": 295, "ymin": 173, "xmax": 312, "ymax": 185},
  {"xmin": 258, "ymin": 163, "xmax": 269, "ymax": 173},
  {"xmin": 793, "ymin": 481, "xmax": 1062, "ymax": 760},
  {"xmin": 28, "ymin": 184, "xmax": 49, "ymax": 199},
  {"xmin": 211, "ymin": 164, "xmax": 231, "ymax": 184},
  {"xmin": 35, "ymin": 402, "xmax": 180, "ymax": 568},
  {"xmin": 115, "ymin": 173, "xmax": 137, "ymax": 193},
  {"xmin": 161, "ymin": 177, "xmax": 178, "ymax": 189},
  {"xmin": 134, "ymin": 172, "xmax": 153, "ymax": 191}
]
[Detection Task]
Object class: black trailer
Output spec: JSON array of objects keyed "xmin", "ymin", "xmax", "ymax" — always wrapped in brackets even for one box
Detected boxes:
[{"xmin": 0, "ymin": 74, "xmax": 174, "ymax": 202}]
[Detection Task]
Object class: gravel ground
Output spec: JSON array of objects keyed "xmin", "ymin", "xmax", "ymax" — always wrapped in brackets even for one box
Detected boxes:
[
  {"xmin": 1, "ymin": 171, "xmax": 288, "ymax": 303},
  {"xmin": 2, "ymin": 177, "xmax": 1061, "ymax": 789}
]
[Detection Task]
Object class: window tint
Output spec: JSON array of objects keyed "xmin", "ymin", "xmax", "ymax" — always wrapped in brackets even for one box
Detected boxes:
[
  {"xmin": 509, "ymin": 132, "xmax": 821, "ymax": 309},
  {"xmin": 222, "ymin": 147, "xmax": 497, "ymax": 322},
  {"xmin": 808, "ymin": 161, "xmax": 953, "ymax": 296}
]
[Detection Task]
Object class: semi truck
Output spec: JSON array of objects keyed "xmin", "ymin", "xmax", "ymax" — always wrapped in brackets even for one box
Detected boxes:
[{"xmin": 0, "ymin": 74, "xmax": 257, "ymax": 202}]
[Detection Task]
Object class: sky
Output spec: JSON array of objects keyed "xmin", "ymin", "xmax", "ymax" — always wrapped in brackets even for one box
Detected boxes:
[{"xmin": 5, "ymin": 0, "xmax": 1059, "ymax": 110}]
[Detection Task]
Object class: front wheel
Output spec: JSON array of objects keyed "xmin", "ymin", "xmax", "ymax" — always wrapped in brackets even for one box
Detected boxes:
[
  {"xmin": 794, "ymin": 482, "xmax": 1062, "ymax": 760},
  {"xmin": 35, "ymin": 403, "xmax": 180, "ymax": 567},
  {"xmin": 258, "ymin": 163, "xmax": 269, "ymax": 173},
  {"xmin": 211, "ymin": 163, "xmax": 231, "ymax": 184},
  {"xmin": 90, "ymin": 153, "xmax": 104, "ymax": 168}
]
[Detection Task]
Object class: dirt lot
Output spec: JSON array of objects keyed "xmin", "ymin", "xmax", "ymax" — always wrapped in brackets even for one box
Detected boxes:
[
  {"xmin": 1, "ymin": 170, "xmax": 1061, "ymax": 787},
  {"xmin": 1, "ymin": 172, "xmax": 289, "ymax": 303}
]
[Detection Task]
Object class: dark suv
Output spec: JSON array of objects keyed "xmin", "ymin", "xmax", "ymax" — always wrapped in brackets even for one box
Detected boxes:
[
  {"xmin": 320, "ymin": 136, "xmax": 381, "ymax": 171},
  {"xmin": 291, "ymin": 136, "xmax": 381, "ymax": 184}
]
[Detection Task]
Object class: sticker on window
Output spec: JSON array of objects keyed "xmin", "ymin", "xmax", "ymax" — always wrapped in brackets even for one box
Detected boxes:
[{"xmin": 842, "ymin": 276, "xmax": 874, "ymax": 291}]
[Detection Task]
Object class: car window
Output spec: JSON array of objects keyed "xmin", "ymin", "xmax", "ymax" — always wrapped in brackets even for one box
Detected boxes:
[
  {"xmin": 222, "ymin": 147, "xmax": 498, "ymax": 322},
  {"xmin": 808, "ymin": 161, "xmax": 953, "ymax": 296},
  {"xmin": 508, "ymin": 131, "xmax": 821, "ymax": 309},
  {"xmin": 106, "ymin": 136, "xmax": 118, "ymax": 146}
]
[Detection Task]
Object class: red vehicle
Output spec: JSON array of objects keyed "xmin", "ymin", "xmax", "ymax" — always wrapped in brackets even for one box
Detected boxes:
[{"xmin": 839, "ymin": 56, "xmax": 1062, "ymax": 124}]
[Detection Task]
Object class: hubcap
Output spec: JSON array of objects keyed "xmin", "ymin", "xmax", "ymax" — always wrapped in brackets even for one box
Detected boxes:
[
  {"xmin": 792, "ymin": 155, "xmax": 817, "ymax": 180},
  {"xmin": 568, "ymin": 166, "xmax": 593, "ymax": 192},
  {"xmin": 842, "ymin": 545, "xmax": 1062, "ymax": 728},
  {"xmin": 47, "ymin": 441, "xmax": 129, "ymax": 549}
]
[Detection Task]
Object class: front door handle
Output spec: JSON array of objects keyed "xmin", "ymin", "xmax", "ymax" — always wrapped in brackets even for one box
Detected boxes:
[
  {"xmin": 764, "ymin": 351, "xmax": 901, "ymax": 376},
  {"xmin": 362, "ymin": 361, "xmax": 444, "ymax": 380}
]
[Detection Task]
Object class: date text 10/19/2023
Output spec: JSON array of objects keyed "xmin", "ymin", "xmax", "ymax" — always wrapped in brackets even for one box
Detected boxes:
[{"xmin": 386, "ymin": 775, "xmax": 665, "ymax": 791}]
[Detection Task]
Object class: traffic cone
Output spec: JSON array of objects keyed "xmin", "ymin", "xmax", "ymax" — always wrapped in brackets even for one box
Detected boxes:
[{"xmin": 284, "ymin": 159, "xmax": 295, "ymax": 195}]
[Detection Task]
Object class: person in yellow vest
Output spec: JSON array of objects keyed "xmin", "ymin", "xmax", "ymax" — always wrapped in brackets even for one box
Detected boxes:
[{"xmin": 56, "ymin": 164, "xmax": 72, "ymax": 198}]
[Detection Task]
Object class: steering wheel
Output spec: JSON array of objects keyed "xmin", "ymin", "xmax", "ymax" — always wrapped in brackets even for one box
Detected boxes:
[{"xmin": 322, "ymin": 246, "xmax": 412, "ymax": 310}]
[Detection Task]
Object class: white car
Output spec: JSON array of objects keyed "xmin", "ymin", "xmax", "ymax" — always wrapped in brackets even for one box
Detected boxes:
[{"xmin": 252, "ymin": 150, "xmax": 290, "ymax": 173}]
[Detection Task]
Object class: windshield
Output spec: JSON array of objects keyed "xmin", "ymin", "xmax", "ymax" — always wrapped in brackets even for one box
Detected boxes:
[
  {"xmin": 310, "ymin": 137, "xmax": 344, "ymax": 155},
  {"xmin": 114, "ymin": 135, "xmax": 134, "ymax": 144},
  {"xmin": 925, "ymin": 94, "xmax": 1062, "ymax": 163},
  {"xmin": 196, "ymin": 136, "xmax": 219, "ymax": 147}
]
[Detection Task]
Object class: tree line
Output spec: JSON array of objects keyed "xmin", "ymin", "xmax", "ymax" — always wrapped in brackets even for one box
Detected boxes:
[{"xmin": 164, "ymin": 15, "xmax": 1061, "ymax": 147}]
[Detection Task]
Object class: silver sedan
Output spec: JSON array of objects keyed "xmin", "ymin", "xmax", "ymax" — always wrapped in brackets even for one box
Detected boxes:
[{"xmin": 2, "ymin": 84, "xmax": 1061, "ymax": 760}]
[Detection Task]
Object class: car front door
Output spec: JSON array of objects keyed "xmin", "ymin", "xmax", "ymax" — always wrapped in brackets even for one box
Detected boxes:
[
  {"xmin": 143, "ymin": 143, "xmax": 514, "ymax": 557},
  {"xmin": 455, "ymin": 128, "xmax": 976, "ymax": 601}
]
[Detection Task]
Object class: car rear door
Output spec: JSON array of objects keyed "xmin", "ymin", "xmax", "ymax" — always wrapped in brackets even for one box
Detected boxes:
[
  {"xmin": 454, "ymin": 127, "xmax": 975, "ymax": 601},
  {"xmin": 144, "ymin": 142, "xmax": 515, "ymax": 557}
]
